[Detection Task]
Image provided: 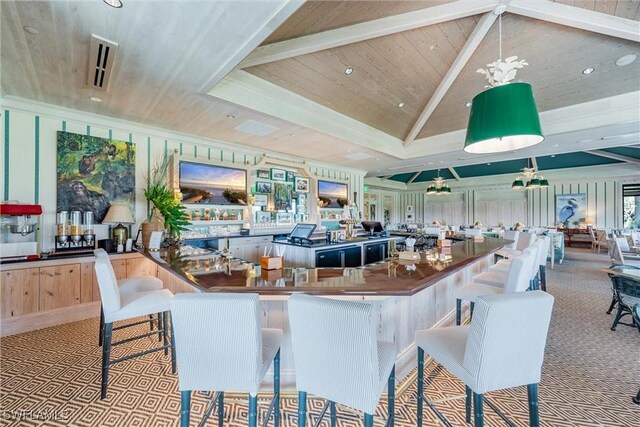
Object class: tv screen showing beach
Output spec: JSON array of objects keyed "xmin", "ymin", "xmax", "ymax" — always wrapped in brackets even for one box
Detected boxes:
[
  {"xmin": 318, "ymin": 180, "xmax": 348, "ymax": 208},
  {"xmin": 179, "ymin": 161, "xmax": 247, "ymax": 205}
]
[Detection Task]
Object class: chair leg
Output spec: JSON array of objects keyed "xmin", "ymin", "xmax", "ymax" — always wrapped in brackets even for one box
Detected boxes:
[
  {"xmin": 180, "ymin": 390, "xmax": 191, "ymax": 427},
  {"xmin": 149, "ymin": 314, "xmax": 154, "ymax": 332},
  {"xmin": 456, "ymin": 299, "xmax": 462, "ymax": 326},
  {"xmin": 170, "ymin": 315, "xmax": 177, "ymax": 374},
  {"xmin": 274, "ymin": 350, "xmax": 280, "ymax": 427},
  {"xmin": 330, "ymin": 402, "xmax": 336, "ymax": 427},
  {"xmin": 633, "ymin": 388, "xmax": 640, "ymax": 405},
  {"xmin": 99, "ymin": 306, "xmax": 104, "ymax": 347},
  {"xmin": 217, "ymin": 391, "xmax": 224, "ymax": 427},
  {"xmin": 298, "ymin": 391, "xmax": 307, "ymax": 427},
  {"xmin": 100, "ymin": 322, "xmax": 113, "ymax": 400},
  {"xmin": 473, "ymin": 393, "xmax": 484, "ymax": 427},
  {"xmin": 417, "ymin": 347, "xmax": 424, "ymax": 427},
  {"xmin": 248, "ymin": 393, "xmax": 258, "ymax": 427},
  {"xmin": 465, "ymin": 386, "xmax": 472, "ymax": 424},
  {"xmin": 388, "ymin": 365, "xmax": 395, "ymax": 427},
  {"xmin": 527, "ymin": 383, "xmax": 539, "ymax": 427},
  {"xmin": 539, "ymin": 266, "xmax": 547, "ymax": 292},
  {"xmin": 162, "ymin": 311, "xmax": 169, "ymax": 356},
  {"xmin": 610, "ymin": 303, "xmax": 625, "ymax": 331},
  {"xmin": 157, "ymin": 312, "xmax": 163, "ymax": 342},
  {"xmin": 470, "ymin": 302, "xmax": 475, "ymax": 320},
  {"xmin": 364, "ymin": 413, "xmax": 374, "ymax": 427},
  {"xmin": 606, "ymin": 295, "xmax": 617, "ymax": 314}
]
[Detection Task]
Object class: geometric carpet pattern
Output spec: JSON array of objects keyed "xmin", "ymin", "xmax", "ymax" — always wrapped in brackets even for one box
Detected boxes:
[{"xmin": 1, "ymin": 249, "xmax": 639, "ymax": 426}]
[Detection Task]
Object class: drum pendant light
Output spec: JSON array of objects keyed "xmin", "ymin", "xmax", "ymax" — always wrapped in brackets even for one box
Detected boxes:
[{"xmin": 464, "ymin": 12, "xmax": 543, "ymax": 154}]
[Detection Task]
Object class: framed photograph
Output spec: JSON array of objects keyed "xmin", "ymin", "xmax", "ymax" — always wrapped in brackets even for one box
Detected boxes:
[
  {"xmin": 255, "ymin": 181, "xmax": 272, "ymax": 194},
  {"xmin": 256, "ymin": 169, "xmax": 270, "ymax": 179},
  {"xmin": 293, "ymin": 269, "xmax": 309, "ymax": 286},
  {"xmin": 253, "ymin": 194, "xmax": 268, "ymax": 207},
  {"xmin": 256, "ymin": 211, "xmax": 272, "ymax": 224},
  {"xmin": 270, "ymin": 168, "xmax": 287, "ymax": 181},
  {"xmin": 179, "ymin": 161, "xmax": 246, "ymax": 205},
  {"xmin": 294, "ymin": 176, "xmax": 310, "ymax": 193},
  {"xmin": 276, "ymin": 212, "xmax": 293, "ymax": 225},
  {"xmin": 274, "ymin": 182, "xmax": 293, "ymax": 211},
  {"xmin": 286, "ymin": 171, "xmax": 296, "ymax": 182},
  {"xmin": 555, "ymin": 193, "xmax": 587, "ymax": 224},
  {"xmin": 406, "ymin": 205, "xmax": 414, "ymax": 213},
  {"xmin": 317, "ymin": 180, "xmax": 349, "ymax": 208}
]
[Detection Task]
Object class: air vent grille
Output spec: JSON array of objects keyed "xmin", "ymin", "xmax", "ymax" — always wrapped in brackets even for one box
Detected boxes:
[{"xmin": 87, "ymin": 34, "xmax": 118, "ymax": 91}]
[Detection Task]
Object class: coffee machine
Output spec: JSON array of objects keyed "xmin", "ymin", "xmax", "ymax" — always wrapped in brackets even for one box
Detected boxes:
[{"xmin": 0, "ymin": 203, "xmax": 43, "ymax": 260}]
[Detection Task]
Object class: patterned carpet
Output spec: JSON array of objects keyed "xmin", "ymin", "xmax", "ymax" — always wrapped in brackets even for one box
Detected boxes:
[{"xmin": 1, "ymin": 249, "xmax": 639, "ymax": 426}]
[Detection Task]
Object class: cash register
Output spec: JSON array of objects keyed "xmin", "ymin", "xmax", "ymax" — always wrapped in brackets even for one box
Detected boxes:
[{"xmin": 287, "ymin": 223, "xmax": 317, "ymax": 245}]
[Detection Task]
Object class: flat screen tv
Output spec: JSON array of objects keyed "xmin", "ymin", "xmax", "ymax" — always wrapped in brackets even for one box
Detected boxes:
[
  {"xmin": 317, "ymin": 180, "xmax": 348, "ymax": 208},
  {"xmin": 179, "ymin": 161, "xmax": 247, "ymax": 205}
]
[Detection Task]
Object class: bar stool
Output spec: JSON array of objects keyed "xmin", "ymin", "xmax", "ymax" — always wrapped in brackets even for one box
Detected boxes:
[
  {"xmin": 288, "ymin": 294, "xmax": 396, "ymax": 427},
  {"xmin": 489, "ymin": 236, "xmax": 551, "ymax": 291},
  {"xmin": 94, "ymin": 254, "xmax": 175, "ymax": 399},
  {"xmin": 454, "ymin": 248, "xmax": 535, "ymax": 325},
  {"xmin": 171, "ymin": 293, "xmax": 282, "ymax": 427},
  {"xmin": 94, "ymin": 249, "xmax": 164, "ymax": 346},
  {"xmin": 474, "ymin": 246, "xmax": 538, "ymax": 290},
  {"xmin": 416, "ymin": 291, "xmax": 554, "ymax": 427},
  {"xmin": 494, "ymin": 231, "xmax": 537, "ymax": 260},
  {"xmin": 503, "ymin": 230, "xmax": 519, "ymax": 250}
]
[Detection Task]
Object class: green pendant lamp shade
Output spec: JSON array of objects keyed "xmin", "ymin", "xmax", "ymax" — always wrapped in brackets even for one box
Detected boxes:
[
  {"xmin": 464, "ymin": 82, "xmax": 544, "ymax": 154},
  {"xmin": 512, "ymin": 179, "xmax": 525, "ymax": 190}
]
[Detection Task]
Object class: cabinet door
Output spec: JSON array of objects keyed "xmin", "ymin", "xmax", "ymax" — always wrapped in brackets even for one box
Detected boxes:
[
  {"xmin": 1, "ymin": 268, "xmax": 39, "ymax": 318},
  {"xmin": 364, "ymin": 243, "xmax": 383, "ymax": 264},
  {"xmin": 111, "ymin": 259, "xmax": 127, "ymax": 280},
  {"xmin": 80, "ymin": 263, "xmax": 95, "ymax": 303},
  {"xmin": 39, "ymin": 264, "xmax": 81, "ymax": 310},
  {"xmin": 315, "ymin": 249, "xmax": 342, "ymax": 268},
  {"xmin": 126, "ymin": 257, "xmax": 157, "ymax": 278},
  {"xmin": 343, "ymin": 246, "xmax": 363, "ymax": 267}
]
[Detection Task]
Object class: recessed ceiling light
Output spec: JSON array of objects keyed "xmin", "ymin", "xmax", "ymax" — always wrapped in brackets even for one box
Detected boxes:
[
  {"xmin": 577, "ymin": 138, "xmax": 592, "ymax": 144},
  {"xmin": 398, "ymin": 102, "xmax": 404, "ymax": 108},
  {"xmin": 103, "ymin": 0, "xmax": 123, "ymax": 8},
  {"xmin": 90, "ymin": 96, "xmax": 102, "ymax": 102},
  {"xmin": 345, "ymin": 67, "xmax": 353, "ymax": 75},
  {"xmin": 465, "ymin": 102, "xmax": 472, "ymax": 107},
  {"xmin": 429, "ymin": 45, "xmax": 435, "ymax": 50},
  {"xmin": 486, "ymin": 163, "xmax": 491, "ymax": 166},
  {"xmin": 551, "ymin": 154, "xmax": 556, "ymax": 158},
  {"xmin": 616, "ymin": 54, "xmax": 637, "ymax": 67},
  {"xmin": 23, "ymin": 26, "xmax": 39, "ymax": 34},
  {"xmin": 226, "ymin": 114, "xmax": 236, "ymax": 119},
  {"xmin": 582, "ymin": 67, "xmax": 595, "ymax": 75},
  {"xmin": 428, "ymin": 162, "xmax": 434, "ymax": 165}
]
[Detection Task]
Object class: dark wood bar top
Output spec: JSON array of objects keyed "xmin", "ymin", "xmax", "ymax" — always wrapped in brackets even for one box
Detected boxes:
[{"xmin": 143, "ymin": 237, "xmax": 506, "ymax": 296}]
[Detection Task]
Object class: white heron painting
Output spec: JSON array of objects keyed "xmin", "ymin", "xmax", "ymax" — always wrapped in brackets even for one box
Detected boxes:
[{"xmin": 556, "ymin": 193, "xmax": 587, "ymax": 224}]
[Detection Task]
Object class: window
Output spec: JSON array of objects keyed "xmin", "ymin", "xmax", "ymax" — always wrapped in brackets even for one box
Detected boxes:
[{"xmin": 622, "ymin": 184, "xmax": 640, "ymax": 228}]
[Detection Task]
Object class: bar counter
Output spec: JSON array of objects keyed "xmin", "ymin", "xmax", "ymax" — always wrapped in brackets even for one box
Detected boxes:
[
  {"xmin": 144, "ymin": 237, "xmax": 506, "ymax": 390},
  {"xmin": 143, "ymin": 237, "xmax": 505, "ymax": 296}
]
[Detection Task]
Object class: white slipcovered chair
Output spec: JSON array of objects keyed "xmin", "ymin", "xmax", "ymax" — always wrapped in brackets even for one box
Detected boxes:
[
  {"xmin": 494, "ymin": 231, "xmax": 537, "ymax": 259},
  {"xmin": 473, "ymin": 243, "xmax": 539, "ymax": 291},
  {"xmin": 609, "ymin": 238, "xmax": 640, "ymax": 268},
  {"xmin": 503, "ymin": 230, "xmax": 519, "ymax": 250},
  {"xmin": 489, "ymin": 236, "xmax": 551, "ymax": 291},
  {"xmin": 464, "ymin": 228, "xmax": 483, "ymax": 237},
  {"xmin": 94, "ymin": 249, "xmax": 164, "ymax": 346},
  {"xmin": 170, "ymin": 293, "xmax": 282, "ymax": 427},
  {"xmin": 94, "ymin": 252, "xmax": 175, "ymax": 399},
  {"xmin": 454, "ymin": 248, "xmax": 536, "ymax": 325},
  {"xmin": 416, "ymin": 291, "xmax": 554, "ymax": 427},
  {"xmin": 287, "ymin": 294, "xmax": 396, "ymax": 427}
]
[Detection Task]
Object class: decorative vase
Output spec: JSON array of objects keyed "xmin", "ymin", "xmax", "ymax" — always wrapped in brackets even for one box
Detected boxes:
[{"xmin": 141, "ymin": 212, "xmax": 165, "ymax": 249}]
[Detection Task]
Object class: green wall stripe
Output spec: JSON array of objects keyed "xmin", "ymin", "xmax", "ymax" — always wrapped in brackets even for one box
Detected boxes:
[
  {"xmin": 4, "ymin": 110, "xmax": 10, "ymax": 200},
  {"xmin": 604, "ymin": 182, "xmax": 607, "ymax": 225},
  {"xmin": 595, "ymin": 182, "xmax": 598, "ymax": 225},
  {"xmin": 164, "ymin": 139, "xmax": 168, "ymax": 155},
  {"xmin": 34, "ymin": 116, "xmax": 40, "ymax": 203},
  {"xmin": 194, "ymin": 145, "xmax": 198, "ymax": 158},
  {"xmin": 220, "ymin": 150, "xmax": 223, "ymax": 162},
  {"xmin": 108, "ymin": 129, "xmax": 113, "ymax": 140},
  {"xmin": 244, "ymin": 154, "xmax": 247, "ymax": 164},
  {"xmin": 179, "ymin": 142, "xmax": 183, "ymax": 155},
  {"xmin": 146, "ymin": 137, "xmax": 151, "ymax": 216},
  {"xmin": 86, "ymin": 125, "xmax": 91, "ymax": 136},
  {"xmin": 232, "ymin": 152, "xmax": 235, "ymax": 163},
  {"xmin": 208, "ymin": 148, "xmax": 211, "ymax": 160},
  {"xmin": 62, "ymin": 120, "xmax": 67, "ymax": 132}
]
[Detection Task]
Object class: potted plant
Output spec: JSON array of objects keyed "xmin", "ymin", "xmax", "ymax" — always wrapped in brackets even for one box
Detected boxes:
[{"xmin": 142, "ymin": 155, "xmax": 190, "ymax": 247}]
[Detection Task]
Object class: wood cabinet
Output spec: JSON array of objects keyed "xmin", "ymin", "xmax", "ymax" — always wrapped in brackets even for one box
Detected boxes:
[
  {"xmin": 126, "ymin": 257, "xmax": 157, "ymax": 277},
  {"xmin": 227, "ymin": 236, "xmax": 273, "ymax": 264},
  {"xmin": 1, "ymin": 268, "xmax": 39, "ymax": 318},
  {"xmin": 39, "ymin": 264, "xmax": 81, "ymax": 311},
  {"xmin": 111, "ymin": 258, "xmax": 127, "ymax": 280}
]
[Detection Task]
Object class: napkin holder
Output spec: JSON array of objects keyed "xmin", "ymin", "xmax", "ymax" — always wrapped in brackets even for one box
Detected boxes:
[
  {"xmin": 261, "ymin": 268, "xmax": 283, "ymax": 282},
  {"xmin": 260, "ymin": 256, "xmax": 283, "ymax": 270}
]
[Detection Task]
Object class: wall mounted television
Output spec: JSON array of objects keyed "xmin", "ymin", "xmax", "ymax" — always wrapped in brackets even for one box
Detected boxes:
[
  {"xmin": 179, "ymin": 161, "xmax": 247, "ymax": 205},
  {"xmin": 317, "ymin": 180, "xmax": 348, "ymax": 208}
]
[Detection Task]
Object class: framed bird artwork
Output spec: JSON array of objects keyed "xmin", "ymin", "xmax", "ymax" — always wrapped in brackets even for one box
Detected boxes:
[{"xmin": 555, "ymin": 193, "xmax": 587, "ymax": 224}]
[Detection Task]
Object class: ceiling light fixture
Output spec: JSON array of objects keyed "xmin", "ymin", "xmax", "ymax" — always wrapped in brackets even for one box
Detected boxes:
[
  {"xmin": 103, "ymin": 0, "xmax": 123, "ymax": 8},
  {"xmin": 344, "ymin": 67, "xmax": 353, "ymax": 75},
  {"xmin": 511, "ymin": 159, "xmax": 548, "ymax": 191},
  {"xmin": 465, "ymin": 102, "xmax": 472, "ymax": 107},
  {"xmin": 226, "ymin": 114, "xmax": 236, "ymax": 119},
  {"xmin": 616, "ymin": 54, "xmax": 637, "ymax": 66},
  {"xmin": 464, "ymin": 8, "xmax": 543, "ymax": 154},
  {"xmin": 23, "ymin": 26, "xmax": 39, "ymax": 34},
  {"xmin": 398, "ymin": 102, "xmax": 404, "ymax": 108},
  {"xmin": 582, "ymin": 67, "xmax": 595, "ymax": 75},
  {"xmin": 90, "ymin": 96, "xmax": 102, "ymax": 102},
  {"xmin": 426, "ymin": 170, "xmax": 451, "ymax": 195}
]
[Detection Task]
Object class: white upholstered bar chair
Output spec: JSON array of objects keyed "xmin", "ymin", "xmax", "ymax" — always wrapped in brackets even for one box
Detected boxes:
[
  {"xmin": 503, "ymin": 230, "xmax": 519, "ymax": 250},
  {"xmin": 494, "ymin": 231, "xmax": 537, "ymax": 260},
  {"xmin": 94, "ymin": 253, "xmax": 175, "ymax": 399},
  {"xmin": 171, "ymin": 293, "xmax": 282, "ymax": 427},
  {"xmin": 288, "ymin": 294, "xmax": 396, "ymax": 427},
  {"xmin": 609, "ymin": 238, "xmax": 640, "ymax": 268},
  {"xmin": 472, "ymin": 243, "xmax": 540, "ymax": 292},
  {"xmin": 454, "ymin": 248, "xmax": 536, "ymax": 325},
  {"xmin": 94, "ymin": 249, "xmax": 164, "ymax": 346},
  {"xmin": 416, "ymin": 291, "xmax": 554, "ymax": 427},
  {"xmin": 489, "ymin": 236, "xmax": 551, "ymax": 291}
]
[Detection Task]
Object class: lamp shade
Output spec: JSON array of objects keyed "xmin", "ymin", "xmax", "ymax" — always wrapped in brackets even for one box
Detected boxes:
[
  {"xmin": 585, "ymin": 217, "xmax": 595, "ymax": 225},
  {"xmin": 464, "ymin": 82, "xmax": 544, "ymax": 154},
  {"xmin": 103, "ymin": 204, "xmax": 134, "ymax": 224},
  {"xmin": 539, "ymin": 178, "xmax": 549, "ymax": 187},
  {"xmin": 512, "ymin": 180, "xmax": 525, "ymax": 190},
  {"xmin": 426, "ymin": 186, "xmax": 437, "ymax": 194},
  {"xmin": 526, "ymin": 178, "xmax": 541, "ymax": 189}
]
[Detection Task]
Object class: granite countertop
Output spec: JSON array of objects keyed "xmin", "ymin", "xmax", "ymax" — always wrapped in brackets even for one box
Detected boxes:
[
  {"xmin": 141, "ymin": 237, "xmax": 506, "ymax": 296},
  {"xmin": 271, "ymin": 235, "xmax": 398, "ymax": 249}
]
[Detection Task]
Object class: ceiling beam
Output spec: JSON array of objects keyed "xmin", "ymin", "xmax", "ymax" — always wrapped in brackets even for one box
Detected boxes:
[
  {"xmin": 448, "ymin": 167, "xmax": 462, "ymax": 182},
  {"xmin": 381, "ymin": 175, "xmax": 394, "ymax": 180},
  {"xmin": 530, "ymin": 157, "xmax": 538, "ymax": 170},
  {"xmin": 586, "ymin": 150, "xmax": 640, "ymax": 165},
  {"xmin": 407, "ymin": 171, "xmax": 422, "ymax": 184},
  {"xmin": 404, "ymin": 11, "xmax": 499, "ymax": 146},
  {"xmin": 238, "ymin": 0, "xmax": 500, "ymax": 68},
  {"xmin": 509, "ymin": 0, "xmax": 640, "ymax": 43}
]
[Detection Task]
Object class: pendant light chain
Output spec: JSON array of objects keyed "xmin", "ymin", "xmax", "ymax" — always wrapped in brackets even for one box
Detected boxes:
[{"xmin": 498, "ymin": 13, "xmax": 503, "ymax": 62}]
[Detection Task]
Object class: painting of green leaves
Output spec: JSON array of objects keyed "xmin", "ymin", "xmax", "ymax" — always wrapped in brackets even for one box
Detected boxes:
[
  {"xmin": 56, "ymin": 131, "xmax": 135, "ymax": 223},
  {"xmin": 274, "ymin": 182, "xmax": 292, "ymax": 211}
]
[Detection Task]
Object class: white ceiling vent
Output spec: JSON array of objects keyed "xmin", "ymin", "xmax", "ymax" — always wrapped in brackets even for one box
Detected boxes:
[
  {"xmin": 344, "ymin": 152, "xmax": 372, "ymax": 160},
  {"xmin": 234, "ymin": 119, "xmax": 278, "ymax": 136},
  {"xmin": 87, "ymin": 34, "xmax": 118, "ymax": 91}
]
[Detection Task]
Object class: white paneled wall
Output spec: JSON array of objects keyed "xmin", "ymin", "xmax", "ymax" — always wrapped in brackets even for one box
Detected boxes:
[{"xmin": 1, "ymin": 100, "xmax": 365, "ymax": 251}]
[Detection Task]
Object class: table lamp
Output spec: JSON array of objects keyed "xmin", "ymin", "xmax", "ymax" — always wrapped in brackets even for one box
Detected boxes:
[
  {"xmin": 103, "ymin": 204, "xmax": 134, "ymax": 245},
  {"xmin": 585, "ymin": 217, "xmax": 595, "ymax": 227}
]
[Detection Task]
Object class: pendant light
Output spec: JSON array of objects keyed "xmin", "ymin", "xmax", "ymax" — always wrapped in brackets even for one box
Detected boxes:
[
  {"xmin": 511, "ymin": 159, "xmax": 549, "ymax": 191},
  {"xmin": 426, "ymin": 170, "xmax": 451, "ymax": 195},
  {"xmin": 464, "ymin": 9, "xmax": 544, "ymax": 154}
]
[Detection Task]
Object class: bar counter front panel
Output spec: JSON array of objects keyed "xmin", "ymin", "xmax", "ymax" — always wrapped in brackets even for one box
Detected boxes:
[{"xmin": 145, "ymin": 238, "xmax": 505, "ymax": 391}]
